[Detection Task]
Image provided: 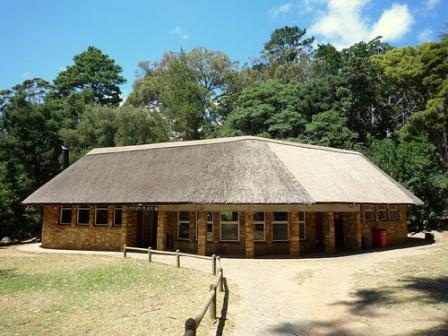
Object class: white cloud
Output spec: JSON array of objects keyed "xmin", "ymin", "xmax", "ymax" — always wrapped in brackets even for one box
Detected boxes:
[
  {"xmin": 371, "ymin": 4, "xmax": 413, "ymax": 41},
  {"xmin": 21, "ymin": 72, "xmax": 30, "ymax": 79},
  {"xmin": 418, "ymin": 28, "xmax": 433, "ymax": 42},
  {"xmin": 269, "ymin": 3, "xmax": 294, "ymax": 18},
  {"xmin": 309, "ymin": 0, "xmax": 413, "ymax": 49},
  {"xmin": 426, "ymin": 0, "xmax": 440, "ymax": 11},
  {"xmin": 170, "ymin": 26, "xmax": 189, "ymax": 40}
]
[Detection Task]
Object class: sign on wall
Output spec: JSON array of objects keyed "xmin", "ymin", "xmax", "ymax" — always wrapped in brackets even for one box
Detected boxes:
[{"xmin": 125, "ymin": 205, "xmax": 159, "ymax": 211}]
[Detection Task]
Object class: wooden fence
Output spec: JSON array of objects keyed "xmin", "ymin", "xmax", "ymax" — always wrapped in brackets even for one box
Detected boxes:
[{"xmin": 122, "ymin": 245, "xmax": 225, "ymax": 336}]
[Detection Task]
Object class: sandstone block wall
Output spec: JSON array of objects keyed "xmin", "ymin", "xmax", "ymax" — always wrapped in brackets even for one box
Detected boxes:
[{"xmin": 42, "ymin": 205, "xmax": 132, "ymax": 251}]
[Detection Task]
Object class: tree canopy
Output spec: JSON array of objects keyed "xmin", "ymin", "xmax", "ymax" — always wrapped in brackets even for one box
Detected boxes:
[{"xmin": 1, "ymin": 27, "xmax": 447, "ymax": 238}]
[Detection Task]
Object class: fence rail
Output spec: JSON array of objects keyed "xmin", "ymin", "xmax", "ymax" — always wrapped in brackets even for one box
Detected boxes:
[{"xmin": 122, "ymin": 245, "xmax": 225, "ymax": 336}]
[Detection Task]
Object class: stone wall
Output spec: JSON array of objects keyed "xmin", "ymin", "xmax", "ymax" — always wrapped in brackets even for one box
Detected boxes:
[
  {"xmin": 360, "ymin": 205, "xmax": 408, "ymax": 247},
  {"xmin": 41, "ymin": 205, "xmax": 132, "ymax": 251},
  {"xmin": 41, "ymin": 204, "xmax": 409, "ymax": 254}
]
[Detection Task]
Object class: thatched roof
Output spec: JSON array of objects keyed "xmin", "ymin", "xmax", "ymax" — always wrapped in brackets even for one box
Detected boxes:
[{"xmin": 23, "ymin": 136, "xmax": 423, "ymax": 205}]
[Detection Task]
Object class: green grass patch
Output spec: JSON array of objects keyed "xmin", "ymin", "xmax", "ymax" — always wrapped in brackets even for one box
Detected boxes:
[{"xmin": 0, "ymin": 253, "xmax": 214, "ymax": 336}]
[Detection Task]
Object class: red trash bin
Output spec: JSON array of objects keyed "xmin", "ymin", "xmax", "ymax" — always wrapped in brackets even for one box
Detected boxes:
[{"xmin": 372, "ymin": 229, "xmax": 387, "ymax": 248}]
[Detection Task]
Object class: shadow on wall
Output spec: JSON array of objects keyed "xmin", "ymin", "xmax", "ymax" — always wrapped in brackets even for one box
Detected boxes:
[{"xmin": 268, "ymin": 276, "xmax": 448, "ymax": 336}]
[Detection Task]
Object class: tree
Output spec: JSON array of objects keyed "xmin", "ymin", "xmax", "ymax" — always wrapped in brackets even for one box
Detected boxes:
[
  {"xmin": 301, "ymin": 110, "xmax": 358, "ymax": 149},
  {"xmin": 263, "ymin": 26, "xmax": 314, "ymax": 64},
  {"xmin": 0, "ymin": 79, "xmax": 63, "ymax": 238},
  {"xmin": 114, "ymin": 107, "xmax": 169, "ymax": 146},
  {"xmin": 159, "ymin": 51, "xmax": 208, "ymax": 140},
  {"xmin": 53, "ymin": 46, "xmax": 126, "ymax": 106},
  {"xmin": 59, "ymin": 105, "xmax": 170, "ymax": 160},
  {"xmin": 376, "ymin": 36, "xmax": 448, "ymax": 161},
  {"xmin": 367, "ymin": 138, "xmax": 448, "ymax": 230},
  {"xmin": 338, "ymin": 38, "xmax": 393, "ymax": 143},
  {"xmin": 224, "ymin": 80, "xmax": 306, "ymax": 138}
]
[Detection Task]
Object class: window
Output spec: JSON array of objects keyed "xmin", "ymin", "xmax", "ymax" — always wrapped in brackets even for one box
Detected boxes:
[
  {"xmin": 253, "ymin": 212, "xmax": 265, "ymax": 241},
  {"xmin": 177, "ymin": 211, "xmax": 190, "ymax": 240},
  {"xmin": 388, "ymin": 205, "xmax": 400, "ymax": 221},
  {"xmin": 95, "ymin": 205, "xmax": 108, "ymax": 226},
  {"xmin": 220, "ymin": 211, "xmax": 239, "ymax": 241},
  {"xmin": 60, "ymin": 206, "xmax": 72, "ymax": 225},
  {"xmin": 299, "ymin": 212, "xmax": 306, "ymax": 240},
  {"xmin": 77, "ymin": 205, "xmax": 90, "ymax": 225},
  {"xmin": 272, "ymin": 212, "xmax": 289, "ymax": 241},
  {"xmin": 114, "ymin": 206, "xmax": 122, "ymax": 226},
  {"xmin": 364, "ymin": 205, "xmax": 376, "ymax": 222},
  {"xmin": 196, "ymin": 212, "xmax": 213, "ymax": 241},
  {"xmin": 377, "ymin": 204, "xmax": 388, "ymax": 221}
]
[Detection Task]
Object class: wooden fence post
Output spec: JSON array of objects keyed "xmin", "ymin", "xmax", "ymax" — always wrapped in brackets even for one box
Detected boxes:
[
  {"xmin": 219, "ymin": 267, "xmax": 224, "ymax": 293},
  {"xmin": 212, "ymin": 254, "xmax": 216, "ymax": 275},
  {"xmin": 176, "ymin": 249, "xmax": 180, "ymax": 268},
  {"xmin": 184, "ymin": 318, "xmax": 197, "ymax": 336},
  {"xmin": 209, "ymin": 284, "xmax": 216, "ymax": 321},
  {"xmin": 123, "ymin": 244, "xmax": 127, "ymax": 258},
  {"xmin": 148, "ymin": 246, "xmax": 152, "ymax": 262}
]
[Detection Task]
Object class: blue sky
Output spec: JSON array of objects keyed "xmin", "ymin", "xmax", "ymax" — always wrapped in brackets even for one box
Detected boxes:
[{"xmin": 1, "ymin": 0, "xmax": 446, "ymax": 96}]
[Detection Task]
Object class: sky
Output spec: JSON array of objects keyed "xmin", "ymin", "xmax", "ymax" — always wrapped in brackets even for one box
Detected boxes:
[{"xmin": 1, "ymin": 0, "xmax": 446, "ymax": 97}]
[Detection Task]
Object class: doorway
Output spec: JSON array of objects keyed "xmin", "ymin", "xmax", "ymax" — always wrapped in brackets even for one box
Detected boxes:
[
  {"xmin": 136, "ymin": 210, "xmax": 158, "ymax": 248},
  {"xmin": 335, "ymin": 215, "xmax": 344, "ymax": 248}
]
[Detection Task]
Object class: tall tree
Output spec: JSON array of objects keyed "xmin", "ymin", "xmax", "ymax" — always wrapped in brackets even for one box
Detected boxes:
[
  {"xmin": 53, "ymin": 46, "xmax": 126, "ymax": 106},
  {"xmin": 0, "ymin": 79, "xmax": 63, "ymax": 238},
  {"xmin": 160, "ymin": 51, "xmax": 208, "ymax": 140}
]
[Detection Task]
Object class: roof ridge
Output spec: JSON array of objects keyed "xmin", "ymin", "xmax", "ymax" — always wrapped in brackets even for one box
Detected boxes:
[{"xmin": 87, "ymin": 136, "xmax": 360, "ymax": 156}]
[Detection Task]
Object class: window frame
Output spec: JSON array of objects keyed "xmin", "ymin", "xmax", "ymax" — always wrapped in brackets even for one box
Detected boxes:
[
  {"xmin": 220, "ymin": 211, "xmax": 240, "ymax": 242},
  {"xmin": 113, "ymin": 206, "xmax": 123, "ymax": 226},
  {"xmin": 177, "ymin": 211, "xmax": 190, "ymax": 240},
  {"xmin": 299, "ymin": 212, "xmax": 306, "ymax": 240},
  {"xmin": 77, "ymin": 205, "xmax": 90, "ymax": 226},
  {"xmin": 253, "ymin": 212, "xmax": 266, "ymax": 242},
  {"xmin": 59, "ymin": 206, "xmax": 72, "ymax": 225},
  {"xmin": 388, "ymin": 205, "xmax": 400, "ymax": 221},
  {"xmin": 376, "ymin": 204, "xmax": 388, "ymax": 221},
  {"xmin": 195, "ymin": 212, "xmax": 213, "ymax": 242},
  {"xmin": 95, "ymin": 205, "xmax": 108, "ymax": 226},
  {"xmin": 364, "ymin": 205, "xmax": 376, "ymax": 222},
  {"xmin": 272, "ymin": 212, "xmax": 289, "ymax": 242}
]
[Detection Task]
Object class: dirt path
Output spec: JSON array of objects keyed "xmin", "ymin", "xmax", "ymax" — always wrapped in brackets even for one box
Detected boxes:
[
  {"xmin": 16, "ymin": 233, "xmax": 446, "ymax": 336},
  {"xmin": 220, "ymin": 232, "xmax": 446, "ymax": 336}
]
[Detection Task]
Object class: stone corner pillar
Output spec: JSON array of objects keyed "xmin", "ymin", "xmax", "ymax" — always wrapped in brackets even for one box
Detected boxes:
[
  {"xmin": 245, "ymin": 212, "xmax": 254, "ymax": 258},
  {"xmin": 157, "ymin": 210, "xmax": 168, "ymax": 251},
  {"xmin": 324, "ymin": 212, "xmax": 336, "ymax": 254},
  {"xmin": 197, "ymin": 211, "xmax": 207, "ymax": 256},
  {"xmin": 289, "ymin": 212, "xmax": 300, "ymax": 257}
]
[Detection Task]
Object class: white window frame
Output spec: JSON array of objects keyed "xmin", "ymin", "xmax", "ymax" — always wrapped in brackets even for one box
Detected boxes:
[
  {"xmin": 299, "ymin": 212, "xmax": 306, "ymax": 240},
  {"xmin": 95, "ymin": 205, "xmax": 108, "ymax": 226},
  {"xmin": 113, "ymin": 206, "xmax": 123, "ymax": 226},
  {"xmin": 177, "ymin": 211, "xmax": 190, "ymax": 240},
  {"xmin": 60, "ymin": 206, "xmax": 72, "ymax": 225},
  {"xmin": 220, "ymin": 211, "xmax": 240, "ymax": 241},
  {"xmin": 77, "ymin": 205, "xmax": 90, "ymax": 226},
  {"xmin": 195, "ymin": 212, "xmax": 213, "ymax": 242},
  {"xmin": 272, "ymin": 212, "xmax": 289, "ymax": 241},
  {"xmin": 253, "ymin": 212, "xmax": 266, "ymax": 242}
]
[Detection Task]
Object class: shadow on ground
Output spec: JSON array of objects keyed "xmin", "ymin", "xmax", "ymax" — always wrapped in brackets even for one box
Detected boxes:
[
  {"xmin": 268, "ymin": 276, "xmax": 448, "ymax": 336},
  {"xmin": 216, "ymin": 278, "xmax": 230, "ymax": 336}
]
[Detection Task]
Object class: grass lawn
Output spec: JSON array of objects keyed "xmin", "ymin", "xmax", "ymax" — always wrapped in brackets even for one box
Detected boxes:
[
  {"xmin": 352, "ymin": 245, "xmax": 448, "ymax": 335},
  {"xmin": 0, "ymin": 249, "xmax": 214, "ymax": 336}
]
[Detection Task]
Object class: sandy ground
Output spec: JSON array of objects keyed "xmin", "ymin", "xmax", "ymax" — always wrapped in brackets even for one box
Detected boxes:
[{"xmin": 16, "ymin": 232, "xmax": 447, "ymax": 336}]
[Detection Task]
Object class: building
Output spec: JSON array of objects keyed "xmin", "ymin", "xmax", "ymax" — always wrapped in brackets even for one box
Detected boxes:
[{"xmin": 23, "ymin": 136, "xmax": 423, "ymax": 257}]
